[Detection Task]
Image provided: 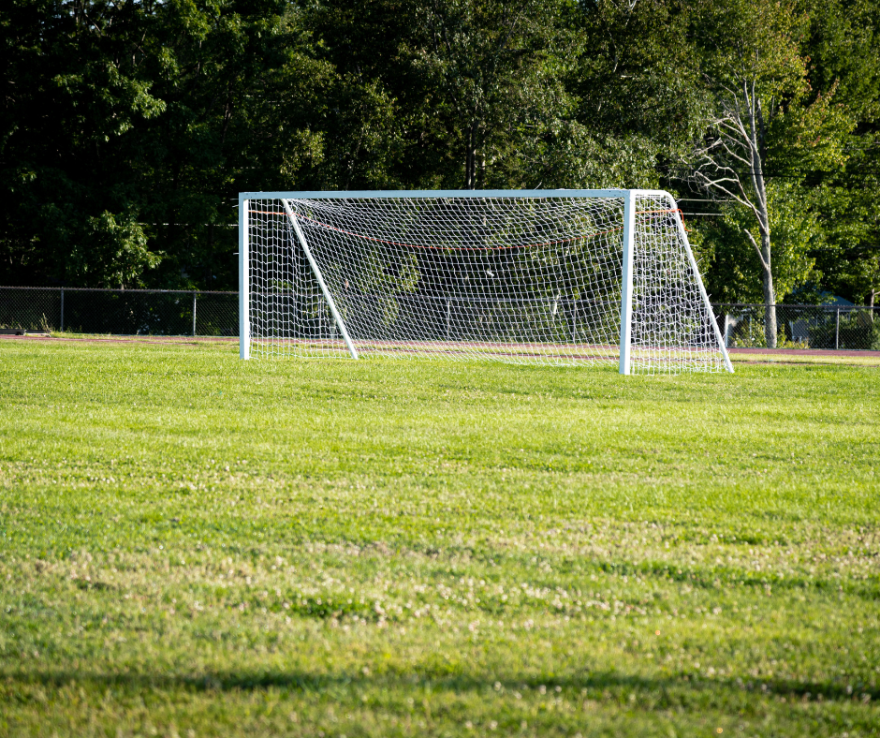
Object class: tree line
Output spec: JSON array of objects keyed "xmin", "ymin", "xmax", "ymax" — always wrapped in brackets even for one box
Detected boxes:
[{"xmin": 2, "ymin": 0, "xmax": 878, "ymax": 333}]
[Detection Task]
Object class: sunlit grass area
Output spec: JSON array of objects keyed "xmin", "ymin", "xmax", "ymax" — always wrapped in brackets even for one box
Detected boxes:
[{"xmin": 1, "ymin": 339, "xmax": 878, "ymax": 737}]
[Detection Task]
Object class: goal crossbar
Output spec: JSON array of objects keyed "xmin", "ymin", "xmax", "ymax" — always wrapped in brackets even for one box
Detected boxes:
[{"xmin": 239, "ymin": 189, "xmax": 733, "ymax": 374}]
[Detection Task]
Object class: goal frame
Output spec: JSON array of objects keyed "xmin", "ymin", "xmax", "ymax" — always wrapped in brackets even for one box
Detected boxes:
[{"xmin": 238, "ymin": 189, "xmax": 733, "ymax": 374}]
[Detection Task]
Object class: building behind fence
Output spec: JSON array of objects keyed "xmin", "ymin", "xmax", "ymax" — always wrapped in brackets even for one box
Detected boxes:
[
  {"xmin": 715, "ymin": 303, "xmax": 880, "ymax": 351},
  {"xmin": 1, "ymin": 287, "xmax": 878, "ymax": 351}
]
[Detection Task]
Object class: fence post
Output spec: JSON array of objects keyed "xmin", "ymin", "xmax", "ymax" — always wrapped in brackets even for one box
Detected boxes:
[
  {"xmin": 835, "ymin": 307, "xmax": 840, "ymax": 350},
  {"xmin": 60, "ymin": 287, "xmax": 65, "ymax": 332},
  {"xmin": 192, "ymin": 291, "xmax": 197, "ymax": 336}
]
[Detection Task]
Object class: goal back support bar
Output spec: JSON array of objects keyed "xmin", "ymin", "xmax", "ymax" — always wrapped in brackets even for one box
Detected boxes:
[{"xmin": 239, "ymin": 189, "xmax": 733, "ymax": 374}]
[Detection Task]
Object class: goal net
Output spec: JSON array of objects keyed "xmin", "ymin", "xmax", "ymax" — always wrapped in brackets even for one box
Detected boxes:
[{"xmin": 239, "ymin": 190, "xmax": 732, "ymax": 374}]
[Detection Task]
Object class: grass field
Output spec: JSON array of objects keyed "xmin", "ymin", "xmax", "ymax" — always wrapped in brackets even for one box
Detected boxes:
[{"xmin": 1, "ymin": 338, "xmax": 878, "ymax": 737}]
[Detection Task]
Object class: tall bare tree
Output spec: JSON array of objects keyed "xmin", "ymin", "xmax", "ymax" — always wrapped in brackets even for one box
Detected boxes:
[{"xmin": 685, "ymin": 0, "xmax": 814, "ymax": 346}]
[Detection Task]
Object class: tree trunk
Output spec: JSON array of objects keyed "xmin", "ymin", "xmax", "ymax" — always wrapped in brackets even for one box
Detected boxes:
[
  {"xmin": 761, "ymin": 239, "xmax": 777, "ymax": 348},
  {"xmin": 746, "ymin": 211, "xmax": 777, "ymax": 347},
  {"xmin": 465, "ymin": 120, "xmax": 478, "ymax": 189},
  {"xmin": 747, "ymin": 84, "xmax": 776, "ymax": 348}
]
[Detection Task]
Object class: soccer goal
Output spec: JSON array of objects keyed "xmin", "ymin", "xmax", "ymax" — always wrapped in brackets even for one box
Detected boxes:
[{"xmin": 239, "ymin": 190, "xmax": 732, "ymax": 374}]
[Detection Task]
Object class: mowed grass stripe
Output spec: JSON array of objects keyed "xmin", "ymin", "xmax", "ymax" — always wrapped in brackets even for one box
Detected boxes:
[{"xmin": 0, "ymin": 339, "xmax": 878, "ymax": 737}]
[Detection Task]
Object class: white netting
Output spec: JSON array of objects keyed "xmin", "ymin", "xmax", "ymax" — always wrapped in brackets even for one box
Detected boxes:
[{"xmin": 245, "ymin": 192, "xmax": 728, "ymax": 373}]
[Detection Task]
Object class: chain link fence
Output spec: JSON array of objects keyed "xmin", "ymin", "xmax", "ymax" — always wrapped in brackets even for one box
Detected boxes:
[
  {"xmin": 716, "ymin": 304, "xmax": 880, "ymax": 351},
  {"xmin": 2, "ymin": 287, "xmax": 879, "ymax": 350},
  {"xmin": 0, "ymin": 287, "xmax": 238, "ymax": 336}
]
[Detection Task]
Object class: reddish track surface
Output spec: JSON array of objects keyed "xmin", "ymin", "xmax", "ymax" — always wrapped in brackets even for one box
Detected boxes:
[
  {"xmin": 728, "ymin": 347, "xmax": 880, "ymax": 358},
  {"xmin": 0, "ymin": 334, "xmax": 237, "ymax": 347},
  {"xmin": 3, "ymin": 334, "xmax": 879, "ymax": 360}
]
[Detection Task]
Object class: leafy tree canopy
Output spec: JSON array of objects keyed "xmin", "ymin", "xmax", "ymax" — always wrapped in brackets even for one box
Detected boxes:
[{"xmin": 0, "ymin": 0, "xmax": 877, "ymax": 307}]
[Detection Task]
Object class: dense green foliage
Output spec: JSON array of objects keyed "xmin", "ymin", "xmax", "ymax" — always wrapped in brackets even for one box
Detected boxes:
[
  {"xmin": 0, "ymin": 339, "xmax": 878, "ymax": 736},
  {"xmin": 689, "ymin": 0, "xmax": 880, "ymax": 308},
  {"xmin": 1, "ymin": 0, "xmax": 878, "ymax": 304}
]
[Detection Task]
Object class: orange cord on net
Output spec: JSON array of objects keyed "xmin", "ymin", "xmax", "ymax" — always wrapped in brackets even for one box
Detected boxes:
[{"xmin": 246, "ymin": 206, "xmax": 683, "ymax": 250}]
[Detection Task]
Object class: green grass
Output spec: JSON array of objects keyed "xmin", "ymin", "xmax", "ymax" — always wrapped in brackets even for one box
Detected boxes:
[{"xmin": 1, "ymin": 339, "xmax": 878, "ymax": 737}]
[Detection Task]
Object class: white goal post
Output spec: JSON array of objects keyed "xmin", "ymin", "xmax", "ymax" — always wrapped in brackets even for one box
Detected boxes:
[{"xmin": 239, "ymin": 189, "xmax": 733, "ymax": 374}]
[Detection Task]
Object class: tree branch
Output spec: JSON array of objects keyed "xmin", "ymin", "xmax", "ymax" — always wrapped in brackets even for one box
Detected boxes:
[{"xmin": 743, "ymin": 228, "xmax": 770, "ymax": 271}]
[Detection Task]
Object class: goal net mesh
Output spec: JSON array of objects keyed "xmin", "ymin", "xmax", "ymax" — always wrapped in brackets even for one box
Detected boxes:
[{"xmin": 246, "ymin": 193, "xmax": 726, "ymax": 373}]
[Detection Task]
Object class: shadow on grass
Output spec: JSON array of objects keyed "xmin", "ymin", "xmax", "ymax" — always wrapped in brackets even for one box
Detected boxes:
[{"xmin": 3, "ymin": 666, "xmax": 877, "ymax": 707}]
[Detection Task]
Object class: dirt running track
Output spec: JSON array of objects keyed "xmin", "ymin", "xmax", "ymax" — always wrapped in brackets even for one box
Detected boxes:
[
  {"xmin": 3, "ymin": 333, "xmax": 879, "ymax": 364},
  {"xmin": 727, "ymin": 347, "xmax": 880, "ymax": 358},
  {"xmin": 0, "ymin": 334, "xmax": 237, "ymax": 347}
]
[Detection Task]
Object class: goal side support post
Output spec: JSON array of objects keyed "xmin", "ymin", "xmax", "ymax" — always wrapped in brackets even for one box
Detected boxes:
[
  {"xmin": 280, "ymin": 200, "xmax": 359, "ymax": 360},
  {"xmin": 668, "ymin": 192, "xmax": 734, "ymax": 374},
  {"xmin": 618, "ymin": 189, "xmax": 732, "ymax": 375}
]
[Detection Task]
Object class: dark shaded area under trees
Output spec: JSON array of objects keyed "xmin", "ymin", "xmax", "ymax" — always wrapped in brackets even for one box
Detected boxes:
[{"xmin": 1, "ymin": 0, "xmax": 878, "ymax": 307}]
